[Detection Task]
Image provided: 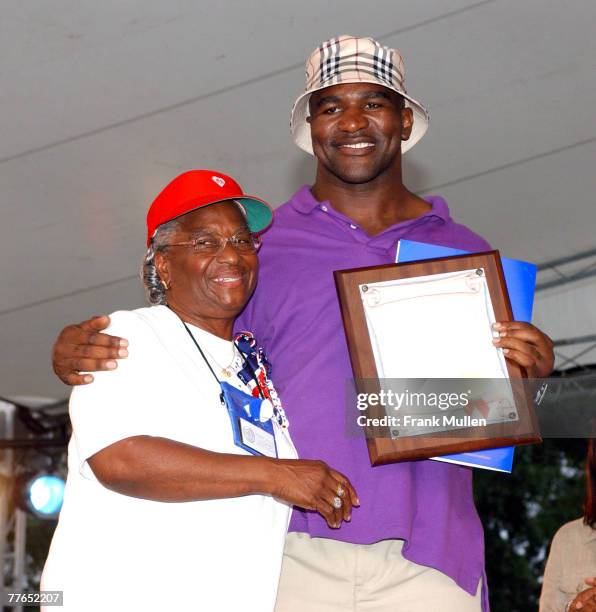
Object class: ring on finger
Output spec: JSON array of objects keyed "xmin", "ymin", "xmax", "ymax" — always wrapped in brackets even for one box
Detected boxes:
[
  {"xmin": 337, "ymin": 485, "xmax": 345, "ymax": 498},
  {"xmin": 332, "ymin": 496, "xmax": 342, "ymax": 509}
]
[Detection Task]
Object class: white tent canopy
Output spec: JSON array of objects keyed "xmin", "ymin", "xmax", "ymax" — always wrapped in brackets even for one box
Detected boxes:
[{"xmin": 1, "ymin": 0, "xmax": 595, "ymax": 397}]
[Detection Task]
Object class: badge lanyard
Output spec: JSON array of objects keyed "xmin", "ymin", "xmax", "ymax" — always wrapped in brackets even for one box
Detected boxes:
[
  {"xmin": 234, "ymin": 333, "xmax": 289, "ymax": 429},
  {"xmin": 180, "ymin": 319, "xmax": 278, "ymax": 458}
]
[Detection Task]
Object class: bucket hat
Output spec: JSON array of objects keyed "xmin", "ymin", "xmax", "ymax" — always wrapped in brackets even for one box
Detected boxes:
[{"xmin": 290, "ymin": 35, "xmax": 429, "ymax": 155}]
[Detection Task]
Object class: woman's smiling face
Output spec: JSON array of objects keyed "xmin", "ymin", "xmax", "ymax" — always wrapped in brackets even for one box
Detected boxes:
[{"xmin": 155, "ymin": 201, "xmax": 259, "ymax": 330}]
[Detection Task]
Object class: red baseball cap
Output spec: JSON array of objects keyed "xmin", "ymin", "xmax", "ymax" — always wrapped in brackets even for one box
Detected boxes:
[{"xmin": 146, "ymin": 170, "xmax": 273, "ymax": 246}]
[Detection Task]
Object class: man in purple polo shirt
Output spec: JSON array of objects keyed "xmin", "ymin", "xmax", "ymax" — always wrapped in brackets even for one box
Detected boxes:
[{"xmin": 52, "ymin": 36, "xmax": 553, "ymax": 610}]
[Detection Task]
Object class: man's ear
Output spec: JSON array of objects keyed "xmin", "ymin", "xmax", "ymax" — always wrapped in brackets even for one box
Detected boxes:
[
  {"xmin": 155, "ymin": 250, "xmax": 170, "ymax": 286},
  {"xmin": 400, "ymin": 108, "xmax": 414, "ymax": 141}
]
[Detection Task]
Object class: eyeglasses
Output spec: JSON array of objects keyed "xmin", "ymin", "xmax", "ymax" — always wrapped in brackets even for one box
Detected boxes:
[{"xmin": 162, "ymin": 231, "xmax": 262, "ymax": 255}]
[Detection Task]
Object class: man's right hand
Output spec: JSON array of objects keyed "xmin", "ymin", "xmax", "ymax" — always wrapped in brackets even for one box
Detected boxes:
[{"xmin": 52, "ymin": 315, "xmax": 129, "ymax": 386}]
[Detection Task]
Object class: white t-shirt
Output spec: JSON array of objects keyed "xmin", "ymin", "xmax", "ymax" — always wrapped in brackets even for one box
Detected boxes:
[{"xmin": 42, "ymin": 305, "xmax": 297, "ymax": 612}]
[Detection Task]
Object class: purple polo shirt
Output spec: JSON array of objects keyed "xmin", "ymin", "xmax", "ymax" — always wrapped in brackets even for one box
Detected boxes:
[{"xmin": 236, "ymin": 186, "xmax": 492, "ymax": 603}]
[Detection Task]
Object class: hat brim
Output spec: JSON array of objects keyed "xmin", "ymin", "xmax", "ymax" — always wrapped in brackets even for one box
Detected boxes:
[
  {"xmin": 235, "ymin": 196, "xmax": 274, "ymax": 234},
  {"xmin": 196, "ymin": 195, "xmax": 273, "ymax": 234},
  {"xmin": 290, "ymin": 80, "xmax": 429, "ymax": 155},
  {"xmin": 150, "ymin": 195, "xmax": 273, "ymax": 246}
]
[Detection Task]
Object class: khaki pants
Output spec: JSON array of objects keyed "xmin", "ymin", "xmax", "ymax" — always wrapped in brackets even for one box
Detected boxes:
[{"xmin": 275, "ymin": 533, "xmax": 482, "ymax": 612}]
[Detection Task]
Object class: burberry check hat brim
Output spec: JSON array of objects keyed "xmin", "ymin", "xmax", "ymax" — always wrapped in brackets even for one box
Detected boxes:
[{"xmin": 290, "ymin": 35, "xmax": 429, "ymax": 156}]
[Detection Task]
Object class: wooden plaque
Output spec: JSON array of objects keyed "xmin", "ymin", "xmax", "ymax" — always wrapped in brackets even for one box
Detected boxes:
[{"xmin": 334, "ymin": 251, "xmax": 541, "ymax": 466}]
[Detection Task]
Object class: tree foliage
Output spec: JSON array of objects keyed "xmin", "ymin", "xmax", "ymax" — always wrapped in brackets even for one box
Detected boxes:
[{"xmin": 476, "ymin": 439, "xmax": 586, "ymax": 611}]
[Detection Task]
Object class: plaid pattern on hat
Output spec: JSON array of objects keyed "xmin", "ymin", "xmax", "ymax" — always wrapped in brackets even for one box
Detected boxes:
[{"xmin": 291, "ymin": 35, "xmax": 429, "ymax": 155}]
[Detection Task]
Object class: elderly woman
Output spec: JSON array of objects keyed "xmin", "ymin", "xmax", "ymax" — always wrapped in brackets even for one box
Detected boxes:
[{"xmin": 41, "ymin": 170, "xmax": 357, "ymax": 612}]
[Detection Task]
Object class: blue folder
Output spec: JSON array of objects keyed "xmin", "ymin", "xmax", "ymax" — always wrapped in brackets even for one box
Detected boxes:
[{"xmin": 396, "ymin": 240, "xmax": 537, "ymax": 472}]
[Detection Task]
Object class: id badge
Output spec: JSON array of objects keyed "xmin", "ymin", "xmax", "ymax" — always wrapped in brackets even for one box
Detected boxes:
[{"xmin": 219, "ymin": 382, "xmax": 278, "ymax": 458}]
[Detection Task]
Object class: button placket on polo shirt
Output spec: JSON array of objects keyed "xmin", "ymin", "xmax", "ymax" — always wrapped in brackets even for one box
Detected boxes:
[{"xmin": 318, "ymin": 204, "xmax": 371, "ymax": 246}]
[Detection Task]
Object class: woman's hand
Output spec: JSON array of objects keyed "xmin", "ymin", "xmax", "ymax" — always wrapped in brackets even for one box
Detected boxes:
[
  {"xmin": 567, "ymin": 578, "xmax": 596, "ymax": 610},
  {"xmin": 88, "ymin": 437, "xmax": 358, "ymax": 530},
  {"xmin": 269, "ymin": 459, "xmax": 359, "ymax": 529}
]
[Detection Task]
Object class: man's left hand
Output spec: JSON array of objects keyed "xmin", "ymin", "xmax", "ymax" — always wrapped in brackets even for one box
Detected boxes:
[{"xmin": 492, "ymin": 322, "xmax": 554, "ymax": 378}]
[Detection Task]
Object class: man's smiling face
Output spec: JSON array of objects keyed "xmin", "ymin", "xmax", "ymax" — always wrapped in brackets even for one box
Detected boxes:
[{"xmin": 307, "ymin": 83, "xmax": 413, "ymax": 185}]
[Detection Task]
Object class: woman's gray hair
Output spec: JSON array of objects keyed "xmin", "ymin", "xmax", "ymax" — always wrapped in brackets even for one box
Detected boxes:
[{"xmin": 141, "ymin": 218, "xmax": 181, "ymax": 305}]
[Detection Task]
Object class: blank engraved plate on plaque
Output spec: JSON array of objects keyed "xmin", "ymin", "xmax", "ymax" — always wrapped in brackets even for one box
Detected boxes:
[{"xmin": 334, "ymin": 251, "xmax": 541, "ymax": 465}]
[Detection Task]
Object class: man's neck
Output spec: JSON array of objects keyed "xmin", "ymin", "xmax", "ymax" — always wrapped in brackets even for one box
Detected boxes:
[{"xmin": 310, "ymin": 169, "xmax": 431, "ymax": 236}]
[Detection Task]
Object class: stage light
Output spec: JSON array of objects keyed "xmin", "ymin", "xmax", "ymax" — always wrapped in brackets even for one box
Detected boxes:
[{"xmin": 22, "ymin": 474, "xmax": 65, "ymax": 518}]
